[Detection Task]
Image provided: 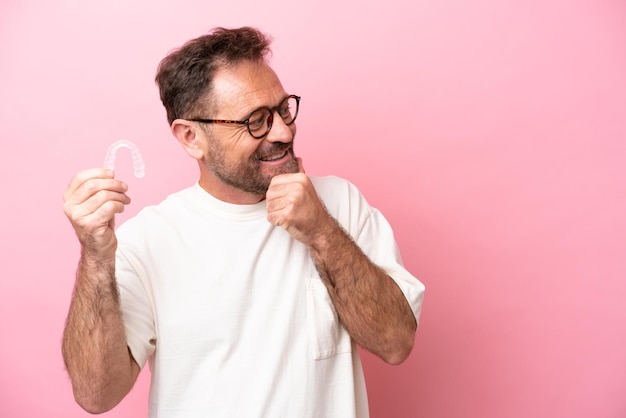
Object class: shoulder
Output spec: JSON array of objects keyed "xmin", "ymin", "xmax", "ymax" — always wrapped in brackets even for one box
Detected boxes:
[
  {"xmin": 310, "ymin": 175, "xmax": 362, "ymax": 201},
  {"xmin": 309, "ymin": 175, "xmax": 375, "ymax": 231}
]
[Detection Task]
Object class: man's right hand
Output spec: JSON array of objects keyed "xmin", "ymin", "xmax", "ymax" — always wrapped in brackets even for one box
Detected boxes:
[
  {"xmin": 62, "ymin": 169, "xmax": 139, "ymax": 413},
  {"xmin": 63, "ymin": 168, "xmax": 131, "ymax": 258}
]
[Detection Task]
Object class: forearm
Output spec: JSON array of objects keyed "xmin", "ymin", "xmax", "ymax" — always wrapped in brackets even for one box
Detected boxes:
[
  {"xmin": 309, "ymin": 216, "xmax": 417, "ymax": 365},
  {"xmin": 62, "ymin": 251, "xmax": 138, "ymax": 413},
  {"xmin": 265, "ymin": 169, "xmax": 417, "ymax": 363}
]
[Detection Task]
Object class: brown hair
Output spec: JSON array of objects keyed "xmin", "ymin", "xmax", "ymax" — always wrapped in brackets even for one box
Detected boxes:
[{"xmin": 155, "ymin": 26, "xmax": 272, "ymax": 124}]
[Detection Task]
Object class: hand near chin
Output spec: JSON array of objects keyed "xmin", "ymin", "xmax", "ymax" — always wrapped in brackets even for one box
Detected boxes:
[{"xmin": 265, "ymin": 158, "xmax": 333, "ymax": 246}]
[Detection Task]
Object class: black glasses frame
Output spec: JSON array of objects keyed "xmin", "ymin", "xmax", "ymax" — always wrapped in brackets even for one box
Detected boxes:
[{"xmin": 189, "ymin": 94, "xmax": 301, "ymax": 139}]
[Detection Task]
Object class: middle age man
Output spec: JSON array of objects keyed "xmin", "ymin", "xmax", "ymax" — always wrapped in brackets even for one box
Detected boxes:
[{"xmin": 62, "ymin": 26, "xmax": 425, "ymax": 417}]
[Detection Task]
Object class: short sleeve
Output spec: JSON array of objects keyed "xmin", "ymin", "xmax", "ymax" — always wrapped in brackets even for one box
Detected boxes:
[
  {"xmin": 312, "ymin": 176, "xmax": 425, "ymax": 325},
  {"xmin": 116, "ymin": 245, "xmax": 157, "ymax": 369},
  {"xmin": 355, "ymin": 208, "xmax": 426, "ymax": 324}
]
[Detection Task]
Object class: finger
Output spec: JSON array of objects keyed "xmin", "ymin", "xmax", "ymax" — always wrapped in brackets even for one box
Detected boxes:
[
  {"xmin": 70, "ymin": 199, "xmax": 127, "ymax": 244},
  {"xmin": 66, "ymin": 168, "xmax": 114, "ymax": 194},
  {"xmin": 65, "ymin": 175, "xmax": 128, "ymax": 206},
  {"xmin": 79, "ymin": 198, "xmax": 127, "ymax": 226},
  {"xmin": 266, "ymin": 177, "xmax": 307, "ymax": 203},
  {"xmin": 64, "ymin": 168, "xmax": 114, "ymax": 204},
  {"xmin": 82, "ymin": 189, "xmax": 131, "ymax": 215},
  {"xmin": 266, "ymin": 193, "xmax": 294, "ymax": 214},
  {"xmin": 66, "ymin": 188, "xmax": 131, "ymax": 223}
]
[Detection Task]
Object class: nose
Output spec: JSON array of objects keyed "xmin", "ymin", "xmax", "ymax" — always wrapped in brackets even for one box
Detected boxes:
[{"xmin": 264, "ymin": 111, "xmax": 295, "ymax": 143}]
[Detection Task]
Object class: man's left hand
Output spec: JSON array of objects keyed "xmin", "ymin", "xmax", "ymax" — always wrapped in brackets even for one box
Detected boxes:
[{"xmin": 266, "ymin": 158, "xmax": 333, "ymax": 246}]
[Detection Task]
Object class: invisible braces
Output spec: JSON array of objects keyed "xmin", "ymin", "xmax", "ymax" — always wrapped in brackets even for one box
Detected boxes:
[{"xmin": 103, "ymin": 139, "xmax": 145, "ymax": 178}]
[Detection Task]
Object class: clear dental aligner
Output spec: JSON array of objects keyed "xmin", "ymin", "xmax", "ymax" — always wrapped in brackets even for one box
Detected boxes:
[{"xmin": 103, "ymin": 139, "xmax": 145, "ymax": 178}]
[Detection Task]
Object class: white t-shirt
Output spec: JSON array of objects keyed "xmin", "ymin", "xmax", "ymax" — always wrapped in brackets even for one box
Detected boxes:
[{"xmin": 115, "ymin": 175, "xmax": 425, "ymax": 418}]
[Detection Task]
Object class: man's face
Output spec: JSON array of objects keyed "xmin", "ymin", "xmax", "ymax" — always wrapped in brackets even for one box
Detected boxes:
[{"xmin": 199, "ymin": 60, "xmax": 299, "ymax": 199}]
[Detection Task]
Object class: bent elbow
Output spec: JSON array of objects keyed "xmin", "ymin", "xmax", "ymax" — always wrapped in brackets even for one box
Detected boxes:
[
  {"xmin": 74, "ymin": 394, "xmax": 114, "ymax": 415},
  {"xmin": 381, "ymin": 336, "xmax": 414, "ymax": 365},
  {"xmin": 72, "ymin": 385, "xmax": 123, "ymax": 415},
  {"xmin": 383, "ymin": 346, "xmax": 412, "ymax": 366}
]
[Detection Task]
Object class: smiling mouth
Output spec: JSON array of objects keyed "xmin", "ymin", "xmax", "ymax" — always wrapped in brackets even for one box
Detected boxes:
[
  {"xmin": 258, "ymin": 144, "xmax": 292, "ymax": 162},
  {"xmin": 259, "ymin": 151, "xmax": 288, "ymax": 162}
]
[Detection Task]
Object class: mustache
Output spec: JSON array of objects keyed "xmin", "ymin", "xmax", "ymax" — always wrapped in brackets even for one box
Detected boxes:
[{"xmin": 255, "ymin": 141, "xmax": 292, "ymax": 158}]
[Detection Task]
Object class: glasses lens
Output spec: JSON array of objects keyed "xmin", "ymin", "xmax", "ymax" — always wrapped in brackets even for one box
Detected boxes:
[
  {"xmin": 245, "ymin": 96, "xmax": 300, "ymax": 139},
  {"xmin": 247, "ymin": 108, "xmax": 271, "ymax": 138},
  {"xmin": 279, "ymin": 96, "xmax": 299, "ymax": 125}
]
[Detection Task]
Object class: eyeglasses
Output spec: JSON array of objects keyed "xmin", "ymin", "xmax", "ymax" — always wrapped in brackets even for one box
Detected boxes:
[{"xmin": 189, "ymin": 95, "xmax": 301, "ymax": 139}]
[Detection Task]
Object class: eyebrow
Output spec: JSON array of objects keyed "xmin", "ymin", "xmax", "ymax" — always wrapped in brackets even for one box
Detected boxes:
[{"xmin": 239, "ymin": 94, "xmax": 291, "ymax": 119}]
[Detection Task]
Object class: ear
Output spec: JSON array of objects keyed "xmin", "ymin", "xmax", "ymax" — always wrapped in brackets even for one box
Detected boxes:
[{"xmin": 171, "ymin": 119, "xmax": 206, "ymax": 160}]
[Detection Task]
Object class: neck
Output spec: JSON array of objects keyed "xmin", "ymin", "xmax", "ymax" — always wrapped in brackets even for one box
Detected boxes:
[{"xmin": 198, "ymin": 176, "xmax": 266, "ymax": 205}]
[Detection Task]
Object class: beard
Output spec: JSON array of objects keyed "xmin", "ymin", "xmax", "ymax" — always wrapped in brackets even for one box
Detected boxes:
[{"xmin": 207, "ymin": 140, "xmax": 299, "ymax": 196}]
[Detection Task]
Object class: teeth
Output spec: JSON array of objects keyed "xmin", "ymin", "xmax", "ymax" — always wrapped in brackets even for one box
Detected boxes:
[{"xmin": 260, "ymin": 151, "xmax": 286, "ymax": 162}]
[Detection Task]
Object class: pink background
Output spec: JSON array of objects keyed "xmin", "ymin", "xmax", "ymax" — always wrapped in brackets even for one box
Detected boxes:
[{"xmin": 1, "ymin": 0, "xmax": 625, "ymax": 417}]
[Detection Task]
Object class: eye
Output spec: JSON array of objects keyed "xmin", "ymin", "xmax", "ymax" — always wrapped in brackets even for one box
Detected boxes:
[
  {"xmin": 247, "ymin": 109, "xmax": 267, "ymax": 131},
  {"xmin": 278, "ymin": 104, "xmax": 292, "ymax": 119}
]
